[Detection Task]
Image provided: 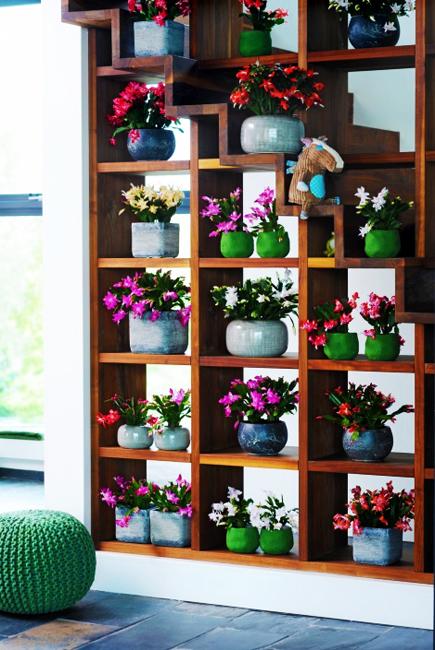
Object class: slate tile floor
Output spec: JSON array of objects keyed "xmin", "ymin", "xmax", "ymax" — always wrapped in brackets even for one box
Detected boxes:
[{"xmin": 0, "ymin": 591, "xmax": 432, "ymax": 649}]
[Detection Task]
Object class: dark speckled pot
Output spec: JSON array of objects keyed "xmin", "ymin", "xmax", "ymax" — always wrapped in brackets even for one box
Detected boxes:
[
  {"xmin": 237, "ymin": 421, "xmax": 288, "ymax": 456},
  {"xmin": 343, "ymin": 426, "xmax": 393, "ymax": 462},
  {"xmin": 348, "ymin": 15, "xmax": 400, "ymax": 49},
  {"xmin": 127, "ymin": 128, "xmax": 176, "ymax": 161}
]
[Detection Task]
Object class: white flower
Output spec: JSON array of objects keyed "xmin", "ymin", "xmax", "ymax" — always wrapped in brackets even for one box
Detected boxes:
[
  {"xmin": 337, "ymin": 0, "xmax": 350, "ymax": 8},
  {"xmin": 273, "ymin": 522, "xmax": 283, "ymax": 530},
  {"xmin": 211, "ymin": 502, "xmax": 225, "ymax": 512},
  {"xmin": 287, "ymin": 510, "xmax": 299, "ymax": 531},
  {"xmin": 405, "ymin": 0, "xmax": 415, "ymax": 11},
  {"xmin": 372, "ymin": 195, "xmax": 386, "ymax": 212},
  {"xmin": 272, "ymin": 288, "xmax": 292, "ymax": 300},
  {"xmin": 209, "ymin": 512, "xmax": 222, "ymax": 524},
  {"xmin": 391, "ymin": 3, "xmax": 401, "ymax": 13},
  {"xmin": 249, "ymin": 506, "xmax": 263, "ymax": 529},
  {"xmin": 261, "ymin": 516, "xmax": 271, "ymax": 530},
  {"xmin": 225, "ymin": 502, "xmax": 237, "ymax": 517},
  {"xmin": 275, "ymin": 506, "xmax": 288, "ymax": 521},
  {"xmin": 282, "ymin": 269, "xmax": 292, "ymax": 283},
  {"xmin": 359, "ymin": 223, "xmax": 373, "ymax": 238},
  {"xmin": 257, "ymin": 294, "xmax": 268, "ymax": 303},
  {"xmin": 227, "ymin": 486, "xmax": 242, "ymax": 500},
  {"xmin": 354, "ymin": 186, "xmax": 370, "ymax": 206},
  {"xmin": 384, "ymin": 22, "xmax": 397, "ymax": 32},
  {"xmin": 225, "ymin": 287, "xmax": 238, "ymax": 309}
]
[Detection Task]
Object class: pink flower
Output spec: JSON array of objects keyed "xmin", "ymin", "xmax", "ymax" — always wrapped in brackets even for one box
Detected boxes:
[
  {"xmin": 300, "ymin": 320, "xmax": 317, "ymax": 332},
  {"xmin": 166, "ymin": 490, "xmax": 180, "ymax": 504},
  {"xmin": 150, "ymin": 309, "xmax": 161, "ymax": 322},
  {"xmin": 116, "ymin": 515, "xmax": 131, "ymax": 528},
  {"xmin": 340, "ymin": 313, "xmax": 352, "ymax": 325},
  {"xmin": 178, "ymin": 505, "xmax": 193, "ymax": 518},
  {"xmin": 266, "ymin": 389, "xmax": 281, "ymax": 405},
  {"xmin": 332, "ymin": 513, "xmax": 350, "ymax": 531},
  {"xmin": 131, "ymin": 300, "xmax": 147, "ymax": 318},
  {"xmin": 363, "ymin": 329, "xmax": 376, "ymax": 339},
  {"xmin": 323, "ymin": 319, "xmax": 337, "ymax": 331},
  {"xmin": 177, "ymin": 306, "xmax": 191, "ymax": 327},
  {"xmin": 308, "ymin": 333, "xmax": 327, "ymax": 349},
  {"xmin": 163, "ymin": 291, "xmax": 178, "ymax": 302},
  {"xmin": 103, "ymin": 291, "xmax": 118, "ymax": 310},
  {"xmin": 100, "ymin": 488, "xmax": 117, "ymax": 508},
  {"xmin": 334, "ymin": 299, "xmax": 344, "ymax": 313},
  {"xmin": 128, "ymin": 128, "xmax": 141, "ymax": 144},
  {"xmin": 113, "ymin": 309, "xmax": 127, "ymax": 324},
  {"xmin": 170, "ymin": 388, "xmax": 186, "ymax": 405},
  {"xmin": 219, "ymin": 392, "xmax": 240, "ymax": 406},
  {"xmin": 250, "ymin": 390, "xmax": 266, "ymax": 412},
  {"xmin": 136, "ymin": 486, "xmax": 149, "ymax": 496}
]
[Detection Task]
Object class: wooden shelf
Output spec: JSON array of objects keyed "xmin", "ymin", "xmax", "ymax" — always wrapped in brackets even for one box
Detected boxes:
[
  {"xmin": 200, "ymin": 447, "xmax": 298, "ymax": 470},
  {"xmin": 336, "ymin": 258, "xmax": 421, "ymax": 269},
  {"xmin": 308, "ymin": 45, "xmax": 415, "ymax": 71},
  {"xmin": 97, "ymin": 161, "xmax": 190, "ymax": 174},
  {"xmin": 99, "ymin": 447, "xmax": 191, "ymax": 463},
  {"xmin": 199, "ymin": 258, "xmax": 299, "ymax": 268},
  {"xmin": 99, "ymin": 353, "xmax": 191, "ymax": 365},
  {"xmin": 308, "ymin": 355, "xmax": 415, "ymax": 373},
  {"xmin": 98, "ymin": 258, "xmax": 191, "ymax": 269},
  {"xmin": 308, "ymin": 453, "xmax": 415, "ymax": 478},
  {"xmin": 200, "ymin": 355, "xmax": 299, "ymax": 369},
  {"xmin": 199, "ymin": 51, "xmax": 298, "ymax": 70}
]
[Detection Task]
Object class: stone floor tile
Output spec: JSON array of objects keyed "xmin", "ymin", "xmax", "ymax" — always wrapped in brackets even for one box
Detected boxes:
[
  {"xmin": 174, "ymin": 601, "xmax": 248, "ymax": 619},
  {"xmin": 0, "ymin": 620, "xmax": 115, "ymax": 649},
  {"xmin": 172, "ymin": 625, "xmax": 288, "ymax": 650},
  {"xmin": 310, "ymin": 618, "xmax": 393, "ymax": 636},
  {"xmin": 361, "ymin": 627, "xmax": 433, "ymax": 649},
  {"xmin": 231, "ymin": 610, "xmax": 321, "ymax": 636},
  {"xmin": 263, "ymin": 624, "xmax": 379, "ymax": 649},
  {"xmin": 0, "ymin": 613, "xmax": 56, "ymax": 637}
]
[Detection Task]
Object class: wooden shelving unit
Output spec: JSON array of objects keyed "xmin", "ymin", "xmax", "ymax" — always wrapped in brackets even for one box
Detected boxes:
[{"xmin": 63, "ymin": 0, "xmax": 434, "ymax": 585}]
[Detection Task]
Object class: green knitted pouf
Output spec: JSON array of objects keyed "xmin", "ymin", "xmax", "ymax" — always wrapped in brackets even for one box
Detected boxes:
[{"xmin": 0, "ymin": 510, "xmax": 96, "ymax": 615}]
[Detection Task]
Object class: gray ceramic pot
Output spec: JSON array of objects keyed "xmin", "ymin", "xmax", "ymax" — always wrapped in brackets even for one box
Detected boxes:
[
  {"xmin": 226, "ymin": 320, "xmax": 288, "ymax": 357},
  {"xmin": 127, "ymin": 129, "xmax": 176, "ymax": 161},
  {"xmin": 343, "ymin": 426, "xmax": 393, "ymax": 462},
  {"xmin": 131, "ymin": 223, "xmax": 180, "ymax": 258},
  {"xmin": 353, "ymin": 527, "xmax": 403, "ymax": 566},
  {"xmin": 240, "ymin": 115, "xmax": 305, "ymax": 155},
  {"xmin": 115, "ymin": 506, "xmax": 150, "ymax": 544},
  {"xmin": 133, "ymin": 20, "xmax": 186, "ymax": 57},
  {"xmin": 117, "ymin": 424, "xmax": 153, "ymax": 449},
  {"xmin": 150, "ymin": 510, "xmax": 191, "ymax": 547},
  {"xmin": 129, "ymin": 311, "xmax": 189, "ymax": 354},
  {"xmin": 154, "ymin": 427, "xmax": 190, "ymax": 451},
  {"xmin": 238, "ymin": 421, "xmax": 288, "ymax": 456}
]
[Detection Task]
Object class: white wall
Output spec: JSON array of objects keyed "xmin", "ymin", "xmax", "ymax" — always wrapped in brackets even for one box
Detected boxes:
[{"xmin": 42, "ymin": 0, "xmax": 433, "ymax": 628}]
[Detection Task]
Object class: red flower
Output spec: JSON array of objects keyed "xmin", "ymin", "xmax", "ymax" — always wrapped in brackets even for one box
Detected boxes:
[{"xmin": 337, "ymin": 402, "xmax": 352, "ymax": 417}]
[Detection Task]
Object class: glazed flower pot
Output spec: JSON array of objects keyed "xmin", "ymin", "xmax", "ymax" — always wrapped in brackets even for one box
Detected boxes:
[
  {"xmin": 117, "ymin": 424, "xmax": 153, "ymax": 450},
  {"xmin": 353, "ymin": 527, "xmax": 403, "ymax": 566},
  {"xmin": 364, "ymin": 230, "xmax": 401, "ymax": 258},
  {"xmin": 133, "ymin": 20, "xmax": 186, "ymax": 57},
  {"xmin": 259, "ymin": 528, "xmax": 294, "ymax": 555},
  {"xmin": 324, "ymin": 332, "xmax": 359, "ymax": 360},
  {"xmin": 256, "ymin": 231, "xmax": 290, "ymax": 258},
  {"xmin": 237, "ymin": 421, "xmax": 288, "ymax": 456},
  {"xmin": 365, "ymin": 334, "xmax": 400, "ymax": 361},
  {"xmin": 226, "ymin": 320, "xmax": 288, "ymax": 357},
  {"xmin": 115, "ymin": 506, "xmax": 150, "ymax": 544},
  {"xmin": 220, "ymin": 231, "xmax": 254, "ymax": 258},
  {"xmin": 239, "ymin": 30, "xmax": 272, "ymax": 57},
  {"xmin": 348, "ymin": 15, "xmax": 400, "ymax": 49},
  {"xmin": 131, "ymin": 223, "xmax": 179, "ymax": 258},
  {"xmin": 343, "ymin": 426, "xmax": 393, "ymax": 462},
  {"xmin": 240, "ymin": 115, "xmax": 305, "ymax": 155},
  {"xmin": 154, "ymin": 427, "xmax": 190, "ymax": 451},
  {"xmin": 129, "ymin": 311, "xmax": 189, "ymax": 354},
  {"xmin": 127, "ymin": 128, "xmax": 176, "ymax": 161},
  {"xmin": 150, "ymin": 510, "xmax": 191, "ymax": 548},
  {"xmin": 226, "ymin": 527, "xmax": 259, "ymax": 554}
]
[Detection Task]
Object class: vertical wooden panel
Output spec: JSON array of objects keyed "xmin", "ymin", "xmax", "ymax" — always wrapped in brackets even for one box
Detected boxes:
[
  {"xmin": 198, "ymin": 466, "xmax": 244, "ymax": 549},
  {"xmin": 414, "ymin": 324, "xmax": 425, "ymax": 571}
]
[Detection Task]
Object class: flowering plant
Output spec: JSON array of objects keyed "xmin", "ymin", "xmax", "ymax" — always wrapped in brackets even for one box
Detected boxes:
[
  {"xmin": 120, "ymin": 184, "xmax": 184, "ymax": 223},
  {"xmin": 148, "ymin": 388, "xmax": 191, "ymax": 431},
  {"xmin": 329, "ymin": 0, "xmax": 415, "ymax": 19},
  {"xmin": 246, "ymin": 187, "xmax": 286, "ymax": 240},
  {"xmin": 100, "ymin": 475, "xmax": 159, "ymax": 528},
  {"xmin": 360, "ymin": 293, "xmax": 404, "ymax": 344},
  {"xmin": 220, "ymin": 375, "xmax": 299, "ymax": 425},
  {"xmin": 250, "ymin": 494, "xmax": 298, "ymax": 531},
  {"xmin": 96, "ymin": 394, "xmax": 152, "ymax": 429},
  {"xmin": 209, "ymin": 487, "xmax": 254, "ymax": 529},
  {"xmin": 318, "ymin": 382, "xmax": 414, "ymax": 438},
  {"xmin": 301, "ymin": 293, "xmax": 359, "ymax": 349},
  {"xmin": 103, "ymin": 269, "xmax": 191, "ymax": 326},
  {"xmin": 107, "ymin": 81, "xmax": 180, "ymax": 146},
  {"xmin": 211, "ymin": 271, "xmax": 298, "ymax": 324},
  {"xmin": 239, "ymin": 0, "xmax": 288, "ymax": 31},
  {"xmin": 152, "ymin": 475, "xmax": 192, "ymax": 517},
  {"xmin": 333, "ymin": 482, "xmax": 415, "ymax": 535},
  {"xmin": 230, "ymin": 62, "xmax": 325, "ymax": 116},
  {"xmin": 127, "ymin": 0, "xmax": 191, "ymax": 24},
  {"xmin": 355, "ymin": 186, "xmax": 413, "ymax": 237},
  {"xmin": 201, "ymin": 187, "xmax": 249, "ymax": 238}
]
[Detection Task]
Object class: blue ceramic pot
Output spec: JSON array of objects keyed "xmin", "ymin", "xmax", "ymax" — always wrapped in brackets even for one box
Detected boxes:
[
  {"xmin": 343, "ymin": 426, "xmax": 393, "ymax": 462},
  {"xmin": 129, "ymin": 311, "xmax": 189, "ymax": 354},
  {"xmin": 115, "ymin": 506, "xmax": 150, "ymax": 544},
  {"xmin": 348, "ymin": 15, "xmax": 400, "ymax": 49},
  {"xmin": 353, "ymin": 527, "xmax": 403, "ymax": 566},
  {"xmin": 150, "ymin": 510, "xmax": 191, "ymax": 548},
  {"xmin": 154, "ymin": 427, "xmax": 190, "ymax": 451},
  {"xmin": 133, "ymin": 20, "xmax": 186, "ymax": 57},
  {"xmin": 127, "ymin": 128, "xmax": 176, "ymax": 161},
  {"xmin": 117, "ymin": 424, "xmax": 153, "ymax": 449},
  {"xmin": 226, "ymin": 320, "xmax": 288, "ymax": 357},
  {"xmin": 240, "ymin": 115, "xmax": 305, "ymax": 155},
  {"xmin": 238, "ymin": 421, "xmax": 288, "ymax": 456}
]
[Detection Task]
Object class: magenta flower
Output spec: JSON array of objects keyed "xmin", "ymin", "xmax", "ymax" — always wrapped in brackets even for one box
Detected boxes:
[
  {"xmin": 103, "ymin": 292, "xmax": 119, "ymax": 310},
  {"xmin": 113, "ymin": 309, "xmax": 127, "ymax": 324},
  {"xmin": 247, "ymin": 376, "xmax": 263, "ymax": 390},
  {"xmin": 250, "ymin": 390, "xmax": 266, "ymax": 412},
  {"xmin": 256, "ymin": 187, "xmax": 275, "ymax": 206},
  {"xmin": 150, "ymin": 309, "xmax": 161, "ymax": 322},
  {"xmin": 177, "ymin": 305, "xmax": 191, "ymax": 327},
  {"xmin": 163, "ymin": 291, "xmax": 178, "ymax": 302},
  {"xmin": 178, "ymin": 505, "xmax": 193, "ymax": 518},
  {"xmin": 166, "ymin": 490, "xmax": 180, "ymax": 504},
  {"xmin": 219, "ymin": 391, "xmax": 240, "ymax": 406},
  {"xmin": 115, "ymin": 515, "xmax": 131, "ymax": 528},
  {"xmin": 364, "ymin": 328, "xmax": 376, "ymax": 339},
  {"xmin": 122, "ymin": 294, "xmax": 133, "ymax": 308},
  {"xmin": 113, "ymin": 475, "xmax": 128, "ymax": 490},
  {"xmin": 170, "ymin": 388, "xmax": 186, "ymax": 406},
  {"xmin": 100, "ymin": 488, "xmax": 117, "ymax": 508},
  {"xmin": 266, "ymin": 389, "xmax": 281, "ymax": 405},
  {"xmin": 136, "ymin": 485, "xmax": 149, "ymax": 496},
  {"xmin": 131, "ymin": 300, "xmax": 147, "ymax": 318}
]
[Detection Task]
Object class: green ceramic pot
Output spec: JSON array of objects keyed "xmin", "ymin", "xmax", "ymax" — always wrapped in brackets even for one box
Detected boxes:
[
  {"xmin": 220, "ymin": 231, "xmax": 254, "ymax": 258},
  {"xmin": 256, "ymin": 231, "xmax": 290, "ymax": 258},
  {"xmin": 239, "ymin": 30, "xmax": 272, "ymax": 57},
  {"xmin": 324, "ymin": 332, "xmax": 359, "ymax": 360},
  {"xmin": 364, "ymin": 230, "xmax": 401, "ymax": 258},
  {"xmin": 365, "ymin": 333, "xmax": 400, "ymax": 361},
  {"xmin": 226, "ymin": 527, "xmax": 259, "ymax": 554},
  {"xmin": 259, "ymin": 528, "xmax": 294, "ymax": 555}
]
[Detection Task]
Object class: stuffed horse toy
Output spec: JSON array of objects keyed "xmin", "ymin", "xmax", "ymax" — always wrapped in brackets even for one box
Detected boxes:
[{"xmin": 288, "ymin": 137, "xmax": 344, "ymax": 220}]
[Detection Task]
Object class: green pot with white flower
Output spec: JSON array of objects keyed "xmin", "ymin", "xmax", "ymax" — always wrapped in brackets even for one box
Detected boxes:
[
  {"xmin": 209, "ymin": 487, "xmax": 259, "ymax": 554},
  {"xmin": 364, "ymin": 230, "xmax": 401, "ymax": 258},
  {"xmin": 251, "ymin": 495, "xmax": 297, "ymax": 555}
]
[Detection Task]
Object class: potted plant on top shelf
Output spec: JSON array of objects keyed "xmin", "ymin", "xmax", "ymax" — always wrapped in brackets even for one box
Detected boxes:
[
  {"xmin": 148, "ymin": 388, "xmax": 191, "ymax": 451},
  {"xmin": 247, "ymin": 187, "xmax": 290, "ymax": 258},
  {"xmin": 127, "ymin": 0, "xmax": 191, "ymax": 58},
  {"xmin": 201, "ymin": 187, "xmax": 254, "ymax": 258},
  {"xmin": 356, "ymin": 186, "xmax": 413, "ymax": 258},
  {"xmin": 120, "ymin": 183, "xmax": 185, "ymax": 258},
  {"xmin": 209, "ymin": 487, "xmax": 259, "ymax": 554},
  {"xmin": 238, "ymin": 0, "xmax": 288, "ymax": 57},
  {"xmin": 108, "ymin": 81, "xmax": 181, "ymax": 161},
  {"xmin": 97, "ymin": 394, "xmax": 154, "ymax": 450},
  {"xmin": 211, "ymin": 270, "xmax": 298, "ymax": 358},
  {"xmin": 360, "ymin": 293, "xmax": 405, "ymax": 361},
  {"xmin": 230, "ymin": 62, "xmax": 325, "ymax": 155},
  {"xmin": 328, "ymin": 0, "xmax": 415, "ymax": 49}
]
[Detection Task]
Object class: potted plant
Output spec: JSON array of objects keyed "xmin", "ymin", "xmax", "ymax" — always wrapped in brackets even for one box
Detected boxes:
[
  {"xmin": 356, "ymin": 186, "xmax": 413, "ymax": 258},
  {"xmin": 150, "ymin": 475, "xmax": 192, "ymax": 547},
  {"xmin": 211, "ymin": 271, "xmax": 298, "ymax": 357},
  {"xmin": 148, "ymin": 388, "xmax": 191, "ymax": 451},
  {"xmin": 250, "ymin": 495, "xmax": 297, "ymax": 555},
  {"xmin": 120, "ymin": 184, "xmax": 184, "ymax": 258},
  {"xmin": 238, "ymin": 0, "xmax": 288, "ymax": 56},
  {"xmin": 247, "ymin": 187, "xmax": 290, "ymax": 258},
  {"xmin": 103, "ymin": 269, "xmax": 191, "ymax": 354},
  {"xmin": 301, "ymin": 294, "xmax": 359, "ymax": 360},
  {"xmin": 209, "ymin": 487, "xmax": 259, "ymax": 554},
  {"xmin": 329, "ymin": 0, "xmax": 415, "ymax": 49},
  {"xmin": 219, "ymin": 376, "xmax": 299, "ymax": 456},
  {"xmin": 107, "ymin": 81, "xmax": 181, "ymax": 161},
  {"xmin": 318, "ymin": 382, "xmax": 414, "ymax": 462},
  {"xmin": 201, "ymin": 187, "xmax": 254, "ymax": 258},
  {"xmin": 100, "ymin": 475, "xmax": 158, "ymax": 544},
  {"xmin": 360, "ymin": 293, "xmax": 405, "ymax": 361},
  {"xmin": 333, "ymin": 482, "xmax": 415, "ymax": 566},
  {"xmin": 126, "ymin": 0, "xmax": 190, "ymax": 58},
  {"xmin": 96, "ymin": 394, "xmax": 154, "ymax": 449},
  {"xmin": 230, "ymin": 62, "xmax": 325, "ymax": 155}
]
